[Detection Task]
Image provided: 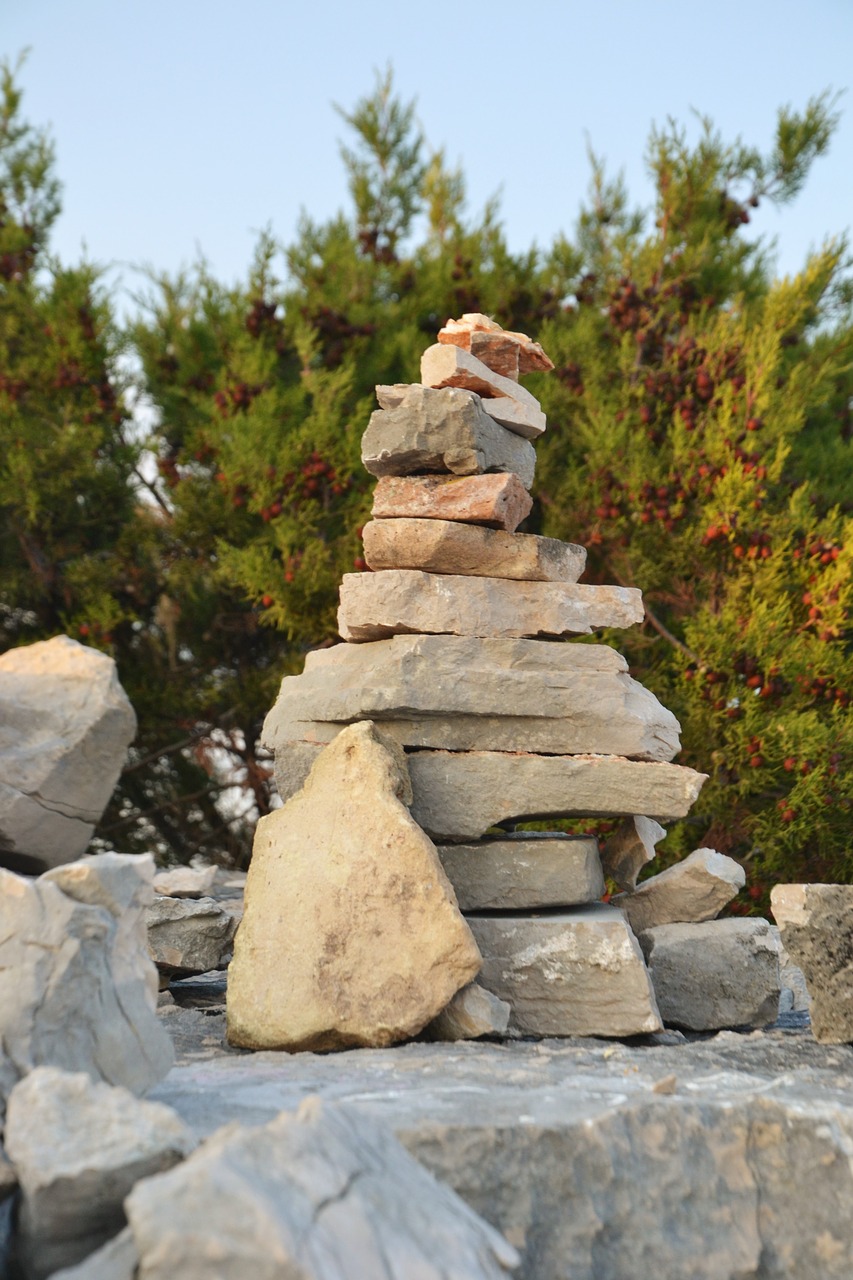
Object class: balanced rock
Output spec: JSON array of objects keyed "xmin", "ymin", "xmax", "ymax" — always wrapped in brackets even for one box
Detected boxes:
[
  {"xmin": 770, "ymin": 884, "xmax": 853, "ymax": 1043},
  {"xmin": 639, "ymin": 919, "xmax": 781, "ymax": 1031},
  {"xmin": 438, "ymin": 834, "xmax": 604, "ymax": 910},
  {"xmin": 371, "ymin": 471, "xmax": 533, "ymax": 531},
  {"xmin": 0, "ymin": 853, "xmax": 173, "ymax": 1109},
  {"xmin": 338, "ymin": 570, "xmax": 644, "ymax": 642},
  {"xmin": 124, "ymin": 1098, "xmax": 518, "ymax": 1280},
  {"xmin": 0, "ymin": 636, "xmax": 137, "ymax": 873},
  {"xmin": 470, "ymin": 904, "xmax": 662, "ymax": 1038},
  {"xmin": 226, "ymin": 722, "xmax": 481, "ymax": 1051},
  {"xmin": 4, "ymin": 1066, "xmax": 194, "ymax": 1280},
  {"xmin": 420, "ymin": 343, "xmax": 546, "ymax": 438},
  {"xmin": 362, "ymin": 518, "xmax": 586, "ymax": 582},
  {"xmin": 601, "ymin": 815, "xmax": 666, "ymax": 891},
  {"xmin": 437, "ymin": 313, "xmax": 554, "ymax": 376},
  {"xmin": 264, "ymin": 635, "xmax": 681, "ymax": 760},
  {"xmin": 613, "ymin": 847, "xmax": 745, "ymax": 934},
  {"xmin": 146, "ymin": 896, "xmax": 237, "ymax": 982},
  {"xmin": 407, "ymin": 751, "xmax": 707, "ymax": 842},
  {"xmin": 424, "ymin": 983, "xmax": 511, "ymax": 1041},
  {"xmin": 363, "ymin": 385, "xmax": 536, "ymax": 488}
]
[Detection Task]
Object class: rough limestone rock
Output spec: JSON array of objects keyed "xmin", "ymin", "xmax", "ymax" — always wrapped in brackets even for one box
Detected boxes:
[
  {"xmin": 226, "ymin": 722, "xmax": 481, "ymax": 1051},
  {"xmin": 437, "ymin": 313, "xmax": 554, "ymax": 376},
  {"xmin": 4, "ymin": 1066, "xmax": 194, "ymax": 1280},
  {"xmin": 614, "ymin": 848, "xmax": 745, "ymax": 933},
  {"xmin": 424, "ymin": 983, "xmax": 511, "ymax": 1041},
  {"xmin": 152, "ymin": 865, "xmax": 217, "ymax": 898},
  {"xmin": 362, "ymin": 517, "xmax": 586, "ymax": 582},
  {"xmin": 639, "ymin": 919, "xmax": 781, "ymax": 1031},
  {"xmin": 420, "ymin": 343, "xmax": 546, "ymax": 438},
  {"xmin": 407, "ymin": 751, "xmax": 707, "ymax": 842},
  {"xmin": 372, "ymin": 471, "xmax": 533, "ymax": 532},
  {"xmin": 264, "ymin": 634, "xmax": 681, "ymax": 761},
  {"xmin": 124, "ymin": 1097, "xmax": 518, "ymax": 1280},
  {"xmin": 338, "ymin": 569, "xmax": 644, "ymax": 642},
  {"xmin": 375, "ymin": 379, "xmax": 544, "ymax": 453},
  {"xmin": 469, "ymin": 904, "xmax": 662, "ymax": 1037},
  {"xmin": 438, "ymin": 834, "xmax": 604, "ymax": 910},
  {"xmin": 770, "ymin": 884, "xmax": 853, "ymax": 1043},
  {"xmin": 146, "ymin": 895, "xmax": 237, "ymax": 981},
  {"xmin": 0, "ymin": 636, "xmax": 137, "ymax": 873},
  {"xmin": 363, "ymin": 384, "xmax": 536, "ymax": 488},
  {"xmin": 0, "ymin": 853, "xmax": 173, "ymax": 1109},
  {"xmin": 601, "ymin": 815, "xmax": 666, "ymax": 891}
]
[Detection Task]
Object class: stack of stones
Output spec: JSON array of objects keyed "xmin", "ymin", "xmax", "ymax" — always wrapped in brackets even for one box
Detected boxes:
[{"xmin": 260, "ymin": 315, "xmax": 731, "ymax": 1040}]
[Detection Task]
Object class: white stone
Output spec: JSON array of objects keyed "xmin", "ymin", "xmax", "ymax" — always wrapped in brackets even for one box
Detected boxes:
[
  {"xmin": 153, "ymin": 865, "xmax": 217, "ymax": 898},
  {"xmin": 613, "ymin": 848, "xmax": 745, "ymax": 933}
]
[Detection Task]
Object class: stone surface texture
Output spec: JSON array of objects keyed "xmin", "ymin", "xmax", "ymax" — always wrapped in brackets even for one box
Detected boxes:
[
  {"xmin": 4, "ymin": 1066, "xmax": 194, "ymax": 1280},
  {"xmin": 362, "ymin": 517, "xmax": 586, "ymax": 583},
  {"xmin": 371, "ymin": 471, "xmax": 533, "ymax": 531},
  {"xmin": 469, "ymin": 904, "xmax": 662, "ymax": 1038},
  {"xmin": 424, "ymin": 983, "xmax": 511, "ymax": 1041},
  {"xmin": 601, "ymin": 815, "xmax": 666, "ymax": 891},
  {"xmin": 438, "ymin": 835, "xmax": 604, "ymax": 910},
  {"xmin": 640, "ymin": 919, "xmax": 781, "ymax": 1031},
  {"xmin": 614, "ymin": 847, "xmax": 745, "ymax": 933},
  {"xmin": 337, "ymin": 569, "xmax": 645, "ymax": 642},
  {"xmin": 48, "ymin": 1228, "xmax": 137, "ymax": 1280},
  {"xmin": 123, "ymin": 1097, "xmax": 518, "ymax": 1280},
  {"xmin": 0, "ymin": 853, "xmax": 173, "ymax": 1110},
  {"xmin": 437, "ymin": 313, "xmax": 554, "ymax": 375},
  {"xmin": 146, "ymin": 895, "xmax": 237, "ymax": 980},
  {"xmin": 152, "ymin": 865, "xmax": 217, "ymax": 898},
  {"xmin": 0, "ymin": 636, "xmax": 137, "ymax": 873},
  {"xmin": 226, "ymin": 722, "xmax": 481, "ymax": 1052},
  {"xmin": 420, "ymin": 343, "xmax": 546, "ymax": 438},
  {"xmin": 264, "ymin": 635, "xmax": 681, "ymax": 761},
  {"xmin": 364, "ymin": 385, "xmax": 536, "ymax": 488},
  {"xmin": 770, "ymin": 884, "xmax": 853, "ymax": 1043}
]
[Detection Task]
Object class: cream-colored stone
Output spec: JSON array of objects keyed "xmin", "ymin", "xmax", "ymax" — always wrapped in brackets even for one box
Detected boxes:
[
  {"xmin": 470, "ymin": 905, "xmax": 662, "ymax": 1038},
  {"xmin": 337, "ymin": 570, "xmax": 644, "ymax": 642},
  {"xmin": 438, "ymin": 314, "xmax": 554, "ymax": 374},
  {"xmin": 614, "ymin": 848, "xmax": 745, "ymax": 933},
  {"xmin": 601, "ymin": 816, "xmax": 666, "ymax": 891},
  {"xmin": 420, "ymin": 345, "xmax": 546, "ymax": 439},
  {"xmin": 362, "ymin": 518, "xmax": 586, "ymax": 582},
  {"xmin": 153, "ymin": 865, "xmax": 217, "ymax": 898},
  {"xmin": 770, "ymin": 884, "xmax": 853, "ymax": 1043},
  {"xmin": 424, "ymin": 983, "xmax": 511, "ymax": 1041},
  {"xmin": 226, "ymin": 722, "xmax": 481, "ymax": 1052},
  {"xmin": 371, "ymin": 472, "xmax": 533, "ymax": 532},
  {"xmin": 438, "ymin": 834, "xmax": 604, "ymax": 910}
]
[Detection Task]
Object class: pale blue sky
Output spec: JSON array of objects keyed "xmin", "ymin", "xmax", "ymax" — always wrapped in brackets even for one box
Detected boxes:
[{"xmin": 4, "ymin": 0, "xmax": 852, "ymax": 307}]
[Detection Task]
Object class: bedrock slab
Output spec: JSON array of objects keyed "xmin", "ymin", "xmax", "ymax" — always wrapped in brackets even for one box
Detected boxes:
[
  {"xmin": 407, "ymin": 751, "xmax": 707, "ymax": 842},
  {"xmin": 362, "ymin": 518, "xmax": 586, "ymax": 582},
  {"xmin": 338, "ymin": 570, "xmax": 644, "ymax": 642},
  {"xmin": 771, "ymin": 884, "xmax": 853, "ymax": 1043},
  {"xmin": 364, "ymin": 385, "xmax": 536, "ymax": 488},
  {"xmin": 151, "ymin": 1034, "xmax": 853, "ymax": 1280},
  {"xmin": 264, "ymin": 635, "xmax": 681, "ymax": 761},
  {"xmin": 371, "ymin": 472, "xmax": 533, "ymax": 531},
  {"xmin": 438, "ymin": 835, "xmax": 604, "ymax": 910},
  {"xmin": 421, "ymin": 344, "xmax": 546, "ymax": 438},
  {"xmin": 614, "ymin": 847, "xmax": 745, "ymax": 933}
]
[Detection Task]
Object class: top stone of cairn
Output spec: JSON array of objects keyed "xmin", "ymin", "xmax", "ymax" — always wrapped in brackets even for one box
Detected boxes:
[{"xmin": 438, "ymin": 313, "xmax": 555, "ymax": 378}]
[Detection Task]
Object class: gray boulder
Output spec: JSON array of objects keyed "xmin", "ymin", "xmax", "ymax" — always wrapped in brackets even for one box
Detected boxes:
[{"xmin": 146, "ymin": 895, "xmax": 237, "ymax": 981}]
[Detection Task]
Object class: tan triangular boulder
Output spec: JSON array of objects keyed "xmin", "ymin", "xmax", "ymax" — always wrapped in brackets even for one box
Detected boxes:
[{"xmin": 226, "ymin": 721, "xmax": 481, "ymax": 1052}]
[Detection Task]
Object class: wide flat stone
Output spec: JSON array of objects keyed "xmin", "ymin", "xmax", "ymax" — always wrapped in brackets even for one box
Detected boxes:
[
  {"xmin": 601, "ymin": 815, "xmax": 666, "ymax": 891},
  {"xmin": 438, "ymin": 313, "xmax": 554, "ymax": 375},
  {"xmin": 614, "ymin": 848, "xmax": 745, "ymax": 933},
  {"xmin": 438, "ymin": 835, "xmax": 604, "ymax": 910},
  {"xmin": 364, "ymin": 385, "xmax": 535, "ymax": 488},
  {"xmin": 420, "ymin": 344, "xmax": 546, "ymax": 438},
  {"xmin": 264, "ymin": 635, "xmax": 681, "ymax": 761},
  {"xmin": 371, "ymin": 472, "xmax": 533, "ymax": 531},
  {"xmin": 337, "ymin": 570, "xmax": 644, "ymax": 642},
  {"xmin": 771, "ymin": 884, "xmax": 853, "ymax": 1043},
  {"xmin": 362, "ymin": 518, "xmax": 586, "ymax": 582}
]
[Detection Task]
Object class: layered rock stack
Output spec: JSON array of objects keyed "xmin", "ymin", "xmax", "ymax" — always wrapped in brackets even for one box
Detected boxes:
[{"xmin": 260, "ymin": 314, "xmax": 715, "ymax": 1040}]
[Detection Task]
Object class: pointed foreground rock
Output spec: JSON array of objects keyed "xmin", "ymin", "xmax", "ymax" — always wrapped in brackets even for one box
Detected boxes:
[
  {"xmin": 226, "ymin": 722, "xmax": 481, "ymax": 1052},
  {"xmin": 438, "ymin": 834, "xmax": 604, "ymax": 910},
  {"xmin": 613, "ymin": 847, "xmax": 745, "ymax": 934},
  {"xmin": 771, "ymin": 884, "xmax": 853, "ymax": 1043},
  {"xmin": 362, "ymin": 517, "xmax": 586, "ymax": 582},
  {"xmin": 371, "ymin": 471, "xmax": 533, "ymax": 531}
]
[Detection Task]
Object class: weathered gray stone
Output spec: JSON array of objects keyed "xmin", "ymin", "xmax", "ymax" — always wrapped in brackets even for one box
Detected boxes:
[
  {"xmin": 364, "ymin": 384, "xmax": 536, "ymax": 488},
  {"xmin": 769, "ymin": 925, "xmax": 812, "ymax": 1014},
  {"xmin": 614, "ymin": 848, "xmax": 745, "ymax": 933},
  {"xmin": 639, "ymin": 919, "xmax": 782, "ymax": 1031},
  {"xmin": 124, "ymin": 1098, "xmax": 518, "ymax": 1279},
  {"xmin": 153, "ymin": 865, "xmax": 217, "ymax": 898},
  {"xmin": 601, "ymin": 815, "xmax": 666, "ymax": 891},
  {"xmin": 48, "ymin": 1228, "xmax": 137, "ymax": 1280},
  {"xmin": 0, "ymin": 636, "xmax": 137, "ymax": 873},
  {"xmin": 5, "ymin": 1066, "xmax": 193, "ymax": 1280},
  {"xmin": 438, "ymin": 834, "xmax": 604, "ymax": 910},
  {"xmin": 227, "ymin": 722, "xmax": 481, "ymax": 1052},
  {"xmin": 407, "ymin": 751, "xmax": 707, "ymax": 842},
  {"xmin": 264, "ymin": 634, "xmax": 681, "ymax": 761},
  {"xmin": 0, "ymin": 853, "xmax": 173, "ymax": 1109},
  {"xmin": 362, "ymin": 517, "xmax": 586, "ymax": 582},
  {"xmin": 469, "ymin": 904, "xmax": 662, "ymax": 1037},
  {"xmin": 770, "ymin": 884, "xmax": 853, "ymax": 1043},
  {"xmin": 421, "ymin": 343, "xmax": 546, "ymax": 438},
  {"xmin": 371, "ymin": 472, "xmax": 533, "ymax": 531},
  {"xmin": 338, "ymin": 569, "xmax": 645, "ymax": 642},
  {"xmin": 146, "ymin": 896, "xmax": 237, "ymax": 981},
  {"xmin": 423, "ymin": 983, "xmax": 511, "ymax": 1041}
]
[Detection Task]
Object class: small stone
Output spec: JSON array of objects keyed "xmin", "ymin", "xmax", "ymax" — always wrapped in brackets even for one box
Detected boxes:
[
  {"xmin": 362, "ymin": 518, "xmax": 586, "ymax": 582},
  {"xmin": 364, "ymin": 385, "xmax": 535, "ymax": 488},
  {"xmin": 337, "ymin": 570, "xmax": 644, "ymax": 642},
  {"xmin": 601, "ymin": 816, "xmax": 666, "ymax": 891},
  {"xmin": 424, "ymin": 983, "xmax": 512, "ymax": 1041},
  {"xmin": 438, "ymin": 313, "xmax": 554, "ymax": 374},
  {"xmin": 639, "ymin": 919, "xmax": 782, "ymax": 1031},
  {"xmin": 770, "ymin": 884, "xmax": 853, "ymax": 1043},
  {"xmin": 420, "ymin": 344, "xmax": 546, "ymax": 439},
  {"xmin": 613, "ymin": 848, "xmax": 745, "ymax": 933},
  {"xmin": 438, "ymin": 835, "xmax": 604, "ymax": 910},
  {"xmin": 146, "ymin": 896, "xmax": 238, "ymax": 980},
  {"xmin": 153, "ymin": 865, "xmax": 218, "ymax": 898},
  {"xmin": 470, "ymin": 904, "xmax": 662, "ymax": 1038},
  {"xmin": 371, "ymin": 472, "xmax": 533, "ymax": 532}
]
